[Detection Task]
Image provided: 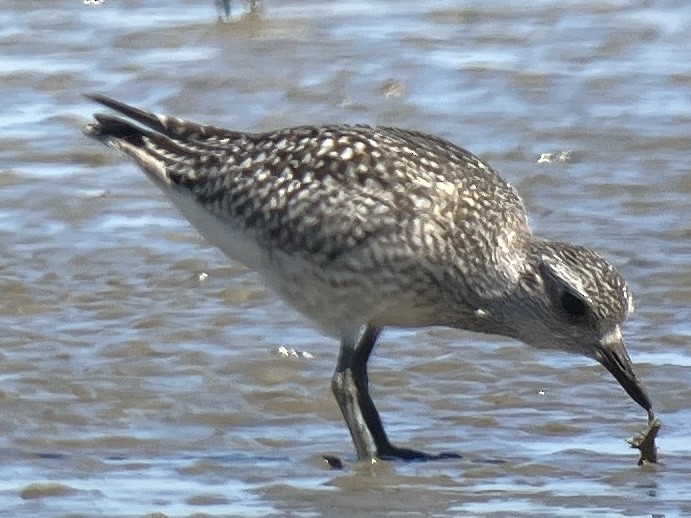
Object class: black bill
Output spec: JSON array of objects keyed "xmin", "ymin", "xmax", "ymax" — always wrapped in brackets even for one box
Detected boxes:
[{"xmin": 596, "ymin": 331, "xmax": 653, "ymax": 419}]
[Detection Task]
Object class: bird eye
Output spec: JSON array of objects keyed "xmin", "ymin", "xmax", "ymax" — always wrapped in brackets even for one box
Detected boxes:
[{"xmin": 560, "ymin": 291, "xmax": 588, "ymax": 319}]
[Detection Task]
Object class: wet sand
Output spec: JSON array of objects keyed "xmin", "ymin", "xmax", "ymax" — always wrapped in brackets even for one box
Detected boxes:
[{"xmin": 0, "ymin": 0, "xmax": 689, "ymax": 516}]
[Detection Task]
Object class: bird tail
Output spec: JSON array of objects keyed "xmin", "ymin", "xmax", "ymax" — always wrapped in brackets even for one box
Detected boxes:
[{"xmin": 83, "ymin": 94, "xmax": 242, "ymax": 187}]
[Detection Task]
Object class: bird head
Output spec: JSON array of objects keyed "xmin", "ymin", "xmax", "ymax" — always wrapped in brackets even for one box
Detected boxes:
[{"xmin": 510, "ymin": 240, "xmax": 653, "ymax": 417}]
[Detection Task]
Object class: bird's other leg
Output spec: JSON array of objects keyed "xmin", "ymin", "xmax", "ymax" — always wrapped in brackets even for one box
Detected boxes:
[
  {"xmin": 331, "ymin": 329, "xmax": 379, "ymax": 460},
  {"xmin": 332, "ymin": 325, "xmax": 461, "ymax": 462}
]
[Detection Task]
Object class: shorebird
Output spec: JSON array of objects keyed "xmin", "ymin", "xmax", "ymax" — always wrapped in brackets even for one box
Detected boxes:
[{"xmin": 85, "ymin": 94, "xmax": 654, "ymax": 461}]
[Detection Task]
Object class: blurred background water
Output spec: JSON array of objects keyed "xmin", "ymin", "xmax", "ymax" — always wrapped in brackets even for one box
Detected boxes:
[{"xmin": 0, "ymin": 0, "xmax": 689, "ymax": 516}]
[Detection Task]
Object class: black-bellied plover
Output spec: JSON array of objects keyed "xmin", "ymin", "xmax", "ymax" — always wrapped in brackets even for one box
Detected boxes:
[{"xmin": 85, "ymin": 94, "xmax": 654, "ymax": 462}]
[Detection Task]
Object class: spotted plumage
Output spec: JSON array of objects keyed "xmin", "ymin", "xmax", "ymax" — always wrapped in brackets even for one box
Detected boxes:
[{"xmin": 85, "ymin": 94, "xmax": 653, "ymax": 462}]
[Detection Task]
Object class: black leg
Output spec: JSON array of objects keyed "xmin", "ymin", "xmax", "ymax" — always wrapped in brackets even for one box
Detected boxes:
[
  {"xmin": 331, "ymin": 330, "xmax": 379, "ymax": 460},
  {"xmin": 331, "ymin": 325, "xmax": 461, "ymax": 461}
]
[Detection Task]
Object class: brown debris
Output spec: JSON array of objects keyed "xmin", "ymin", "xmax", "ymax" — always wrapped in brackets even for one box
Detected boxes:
[{"xmin": 627, "ymin": 418, "xmax": 661, "ymax": 465}]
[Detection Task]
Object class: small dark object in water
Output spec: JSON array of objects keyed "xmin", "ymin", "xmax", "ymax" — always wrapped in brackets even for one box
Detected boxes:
[
  {"xmin": 627, "ymin": 418, "xmax": 661, "ymax": 465},
  {"xmin": 322, "ymin": 455, "xmax": 344, "ymax": 469}
]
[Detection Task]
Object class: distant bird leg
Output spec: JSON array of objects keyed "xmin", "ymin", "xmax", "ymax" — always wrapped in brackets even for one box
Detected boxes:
[
  {"xmin": 215, "ymin": 0, "xmax": 231, "ymax": 20},
  {"xmin": 216, "ymin": 0, "xmax": 262, "ymax": 21}
]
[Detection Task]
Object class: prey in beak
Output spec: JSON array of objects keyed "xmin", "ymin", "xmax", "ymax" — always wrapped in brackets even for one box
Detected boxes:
[{"xmin": 595, "ymin": 326, "xmax": 654, "ymax": 422}]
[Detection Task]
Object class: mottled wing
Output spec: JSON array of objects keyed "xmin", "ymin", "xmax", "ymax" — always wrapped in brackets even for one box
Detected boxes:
[{"xmin": 85, "ymin": 95, "xmax": 530, "ymax": 296}]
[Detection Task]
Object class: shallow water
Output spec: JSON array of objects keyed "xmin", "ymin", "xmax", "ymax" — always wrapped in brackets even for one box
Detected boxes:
[{"xmin": 1, "ymin": 0, "xmax": 689, "ymax": 516}]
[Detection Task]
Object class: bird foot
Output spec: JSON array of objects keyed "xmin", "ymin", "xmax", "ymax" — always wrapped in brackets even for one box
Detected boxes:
[
  {"xmin": 321, "ymin": 447, "xmax": 461, "ymax": 469},
  {"xmin": 377, "ymin": 445, "xmax": 461, "ymax": 462}
]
